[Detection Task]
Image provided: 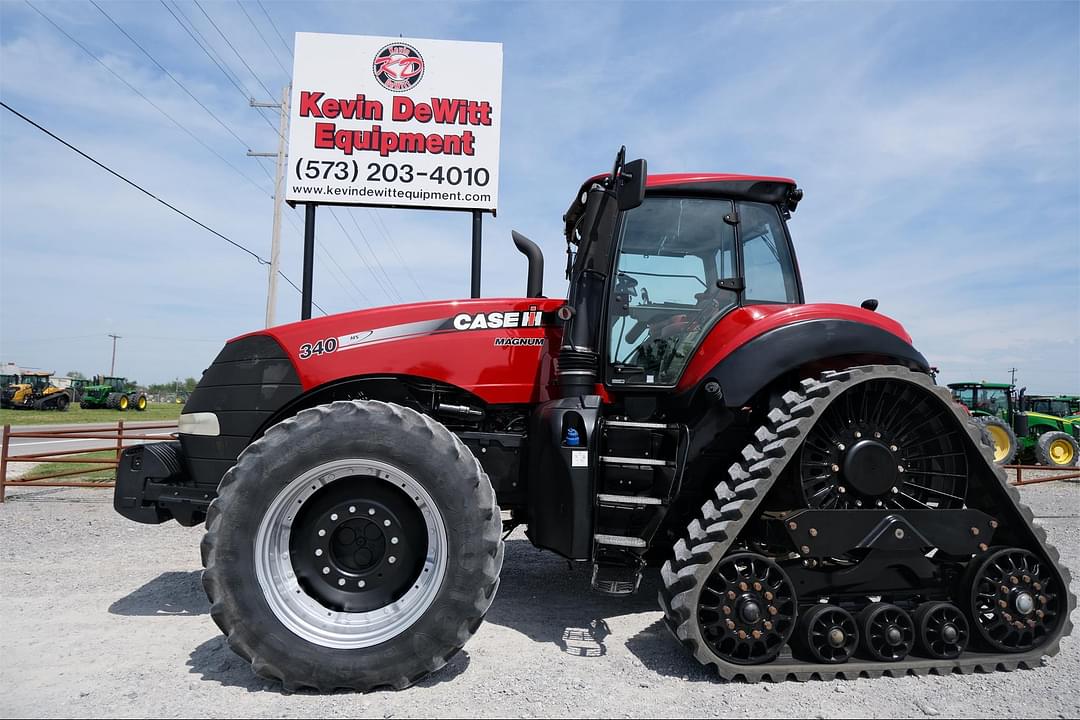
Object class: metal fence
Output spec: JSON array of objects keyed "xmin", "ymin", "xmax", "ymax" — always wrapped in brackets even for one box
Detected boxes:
[
  {"xmin": 1006, "ymin": 464, "xmax": 1080, "ymax": 486},
  {"xmin": 0, "ymin": 421, "xmax": 177, "ymax": 502},
  {"xmin": 0, "ymin": 424, "xmax": 1077, "ymax": 502}
]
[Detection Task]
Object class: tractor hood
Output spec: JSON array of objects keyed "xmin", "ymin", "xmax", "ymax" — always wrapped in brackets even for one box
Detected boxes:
[{"xmin": 234, "ymin": 297, "xmax": 567, "ymax": 405}]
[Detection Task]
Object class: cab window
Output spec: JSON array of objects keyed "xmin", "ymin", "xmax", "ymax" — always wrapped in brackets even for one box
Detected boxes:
[{"xmin": 738, "ymin": 201, "xmax": 800, "ymax": 304}]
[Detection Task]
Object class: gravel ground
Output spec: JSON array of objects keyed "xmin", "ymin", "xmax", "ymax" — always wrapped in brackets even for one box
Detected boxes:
[{"xmin": 1, "ymin": 477, "xmax": 1077, "ymax": 719}]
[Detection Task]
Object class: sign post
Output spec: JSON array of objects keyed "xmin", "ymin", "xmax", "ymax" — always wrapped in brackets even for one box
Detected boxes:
[{"xmin": 285, "ymin": 33, "xmax": 503, "ymax": 311}]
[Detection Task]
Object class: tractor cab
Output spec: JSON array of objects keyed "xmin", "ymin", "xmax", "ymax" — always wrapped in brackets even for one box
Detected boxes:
[
  {"xmin": 948, "ymin": 382, "xmax": 1014, "ymax": 420},
  {"xmin": 555, "ymin": 148, "xmax": 804, "ymax": 396}
]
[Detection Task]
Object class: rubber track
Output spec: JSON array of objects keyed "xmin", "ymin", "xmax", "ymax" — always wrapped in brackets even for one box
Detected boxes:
[{"xmin": 658, "ymin": 365, "xmax": 1076, "ymax": 682}]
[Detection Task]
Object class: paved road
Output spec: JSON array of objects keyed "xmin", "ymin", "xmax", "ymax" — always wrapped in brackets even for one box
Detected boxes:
[{"xmin": 5, "ymin": 421, "xmax": 178, "ymax": 458}]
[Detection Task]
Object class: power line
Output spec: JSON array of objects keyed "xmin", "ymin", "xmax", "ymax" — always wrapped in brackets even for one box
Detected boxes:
[
  {"xmin": 363, "ymin": 208, "xmax": 427, "ymax": 299},
  {"xmin": 256, "ymin": 0, "xmax": 293, "ymax": 59},
  {"xmin": 343, "ymin": 210, "xmax": 403, "ymax": 300},
  {"xmin": 285, "ymin": 210, "xmax": 369, "ymax": 306},
  {"xmin": 193, "ymin": 0, "xmax": 276, "ymax": 100},
  {"xmin": 23, "ymin": 0, "xmax": 269, "ymax": 197},
  {"xmin": 234, "ymin": 0, "xmax": 290, "ymax": 77},
  {"xmin": 327, "ymin": 208, "xmax": 402, "ymax": 303},
  {"xmin": 89, "ymin": 0, "xmax": 252, "ymax": 150},
  {"xmin": 161, "ymin": 0, "xmax": 282, "ymax": 137},
  {"xmin": 0, "ymin": 101, "xmax": 325, "ymax": 316}
]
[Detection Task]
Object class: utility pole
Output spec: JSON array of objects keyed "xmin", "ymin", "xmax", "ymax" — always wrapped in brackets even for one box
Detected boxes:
[
  {"xmin": 108, "ymin": 334, "xmax": 121, "ymax": 375},
  {"xmin": 1009, "ymin": 367, "xmax": 1018, "ymax": 386},
  {"xmin": 248, "ymin": 85, "xmax": 290, "ymax": 328}
]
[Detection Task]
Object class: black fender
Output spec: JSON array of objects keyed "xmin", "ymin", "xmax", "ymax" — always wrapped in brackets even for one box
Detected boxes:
[{"xmin": 682, "ymin": 319, "xmax": 929, "ymax": 408}]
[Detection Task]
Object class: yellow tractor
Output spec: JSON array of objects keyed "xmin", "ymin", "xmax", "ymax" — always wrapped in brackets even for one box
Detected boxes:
[{"xmin": 0, "ymin": 371, "xmax": 72, "ymax": 411}]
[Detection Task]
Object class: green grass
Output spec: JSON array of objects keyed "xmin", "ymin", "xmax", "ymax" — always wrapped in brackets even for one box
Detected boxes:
[
  {"xmin": 21, "ymin": 449, "xmax": 118, "ymax": 482},
  {"xmin": 0, "ymin": 402, "xmax": 182, "ymax": 427}
]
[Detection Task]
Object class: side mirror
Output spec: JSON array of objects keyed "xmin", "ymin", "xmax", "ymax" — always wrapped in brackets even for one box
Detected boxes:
[{"xmin": 617, "ymin": 158, "xmax": 647, "ymax": 211}]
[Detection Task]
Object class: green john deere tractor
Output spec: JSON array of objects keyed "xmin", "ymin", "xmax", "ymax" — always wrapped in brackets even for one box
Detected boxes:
[
  {"xmin": 79, "ymin": 376, "xmax": 148, "ymax": 411},
  {"xmin": 948, "ymin": 382, "xmax": 1080, "ymax": 467},
  {"xmin": 1026, "ymin": 394, "xmax": 1080, "ymax": 420}
]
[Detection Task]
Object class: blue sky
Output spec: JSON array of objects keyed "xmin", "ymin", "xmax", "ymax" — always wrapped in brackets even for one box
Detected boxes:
[{"xmin": 1, "ymin": 0, "xmax": 1077, "ymax": 392}]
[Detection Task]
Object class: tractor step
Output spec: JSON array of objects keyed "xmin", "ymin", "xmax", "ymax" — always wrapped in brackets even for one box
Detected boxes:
[
  {"xmin": 599, "ymin": 455, "xmax": 673, "ymax": 467},
  {"xmin": 597, "ymin": 493, "xmax": 663, "ymax": 507},
  {"xmin": 603, "ymin": 419, "xmax": 678, "ymax": 430},
  {"xmin": 593, "ymin": 533, "xmax": 647, "ymax": 548},
  {"xmin": 590, "ymin": 563, "xmax": 643, "ymax": 595}
]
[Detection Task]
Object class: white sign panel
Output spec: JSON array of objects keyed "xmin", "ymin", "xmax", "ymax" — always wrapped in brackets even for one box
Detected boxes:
[{"xmin": 285, "ymin": 33, "xmax": 502, "ymax": 212}]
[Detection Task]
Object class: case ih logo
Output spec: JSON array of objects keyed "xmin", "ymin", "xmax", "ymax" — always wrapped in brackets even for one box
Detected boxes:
[{"xmin": 372, "ymin": 43, "xmax": 425, "ymax": 92}]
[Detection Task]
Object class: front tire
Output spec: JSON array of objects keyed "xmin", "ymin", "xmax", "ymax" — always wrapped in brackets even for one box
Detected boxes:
[{"xmin": 200, "ymin": 400, "xmax": 503, "ymax": 691}]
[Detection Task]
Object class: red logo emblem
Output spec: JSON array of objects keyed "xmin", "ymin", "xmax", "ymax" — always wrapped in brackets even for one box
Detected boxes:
[{"xmin": 372, "ymin": 42, "xmax": 425, "ymax": 92}]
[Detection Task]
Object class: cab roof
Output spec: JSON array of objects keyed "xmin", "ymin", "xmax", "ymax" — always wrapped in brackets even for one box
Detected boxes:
[{"xmin": 564, "ymin": 171, "xmax": 799, "ymax": 240}]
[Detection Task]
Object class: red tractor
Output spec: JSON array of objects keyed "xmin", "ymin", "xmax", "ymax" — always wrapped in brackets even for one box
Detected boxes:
[{"xmin": 115, "ymin": 149, "xmax": 1072, "ymax": 690}]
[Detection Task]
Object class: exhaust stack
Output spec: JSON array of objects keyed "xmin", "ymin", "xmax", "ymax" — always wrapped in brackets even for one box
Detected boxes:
[{"xmin": 512, "ymin": 231, "xmax": 545, "ymax": 298}]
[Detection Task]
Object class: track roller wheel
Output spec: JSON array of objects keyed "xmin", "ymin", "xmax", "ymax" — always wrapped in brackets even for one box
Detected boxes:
[
  {"xmin": 914, "ymin": 601, "xmax": 968, "ymax": 659},
  {"xmin": 857, "ymin": 602, "xmax": 914, "ymax": 661},
  {"xmin": 793, "ymin": 604, "xmax": 858, "ymax": 663},
  {"xmin": 696, "ymin": 553, "xmax": 797, "ymax": 665},
  {"xmin": 969, "ymin": 547, "xmax": 1061, "ymax": 652}
]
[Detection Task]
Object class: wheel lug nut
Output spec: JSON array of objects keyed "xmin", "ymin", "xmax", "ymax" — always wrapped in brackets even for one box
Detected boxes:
[
  {"xmin": 788, "ymin": 521, "xmax": 798, "ymax": 530},
  {"xmin": 890, "ymin": 445, "xmax": 898, "ymax": 452},
  {"xmin": 831, "ymin": 464, "xmax": 840, "ymax": 473},
  {"xmin": 752, "ymin": 630, "xmax": 762, "ymax": 640},
  {"xmin": 801, "ymin": 545, "xmax": 811, "ymax": 554},
  {"xmin": 337, "ymin": 578, "xmax": 345, "ymax": 586},
  {"xmin": 764, "ymin": 621, "xmax": 773, "ymax": 630},
  {"xmin": 358, "ymin": 580, "xmax": 366, "ymax": 588},
  {"xmin": 391, "ymin": 537, "xmax": 399, "ymax": 544},
  {"xmin": 737, "ymin": 630, "xmax": 747, "ymax": 640},
  {"xmin": 897, "ymin": 465, "xmax": 904, "ymax": 473},
  {"xmin": 1036, "ymin": 610, "xmax": 1045, "ymax": 619},
  {"xmin": 315, "ymin": 549, "xmax": 323, "ymax": 557},
  {"xmin": 1003, "ymin": 612, "xmax": 1012, "ymax": 622},
  {"xmin": 1033, "ymin": 582, "xmax": 1042, "ymax": 591},
  {"xmin": 722, "ymin": 606, "xmax": 732, "ymax": 616},
  {"xmin": 388, "ymin": 556, "xmax": 397, "ymax": 564},
  {"xmin": 1022, "ymin": 575, "xmax": 1031, "ymax": 584},
  {"xmin": 837, "ymin": 443, "xmax": 846, "ymax": 451},
  {"xmin": 979, "ymin": 543, "xmax": 988, "ymax": 552},
  {"xmin": 837, "ymin": 486, "xmax": 847, "ymax": 494},
  {"xmin": 318, "ymin": 529, "xmax": 326, "ymax": 537},
  {"xmin": 726, "ymin": 620, "xmax": 736, "ymax": 630},
  {"xmin": 854, "ymin": 431, "xmax": 862, "ymax": 438},
  {"xmin": 1010, "ymin": 576, "xmax": 1019, "ymax": 585},
  {"xmin": 809, "ymin": 528, "xmax": 818, "ymax": 537},
  {"xmin": 738, "ymin": 582, "xmax": 748, "ymax": 591},
  {"xmin": 727, "ymin": 591, "xmax": 737, "ymax": 600},
  {"xmin": 331, "ymin": 513, "xmax": 338, "ymax": 521},
  {"xmin": 322, "ymin": 566, "xmax": 330, "ymax": 575},
  {"xmin": 873, "ymin": 431, "xmax": 881, "ymax": 438},
  {"xmin": 753, "ymin": 582, "xmax": 762, "ymax": 591},
  {"xmin": 768, "ymin": 606, "xmax": 778, "ymax": 616},
  {"xmin": 368, "ymin": 508, "xmax": 376, "ymax": 516},
  {"xmin": 384, "ymin": 519, "xmax": 391, "ymax": 527},
  {"xmin": 349, "ymin": 506, "xmax": 356, "ymax": 513},
  {"xmin": 998, "ymin": 600, "xmax": 1008, "ymax": 608},
  {"xmin": 764, "ymin": 591, "xmax": 774, "ymax": 601}
]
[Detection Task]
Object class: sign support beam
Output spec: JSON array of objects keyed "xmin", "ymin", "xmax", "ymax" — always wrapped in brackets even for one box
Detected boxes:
[
  {"xmin": 302, "ymin": 204, "xmax": 316, "ymax": 320},
  {"xmin": 471, "ymin": 210, "xmax": 482, "ymax": 298}
]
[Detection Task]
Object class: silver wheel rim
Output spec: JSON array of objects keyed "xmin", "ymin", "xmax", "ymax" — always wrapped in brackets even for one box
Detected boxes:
[{"xmin": 254, "ymin": 458, "xmax": 447, "ymax": 649}]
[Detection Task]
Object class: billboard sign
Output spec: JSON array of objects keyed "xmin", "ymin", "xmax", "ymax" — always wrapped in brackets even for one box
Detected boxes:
[{"xmin": 286, "ymin": 33, "xmax": 502, "ymax": 212}]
